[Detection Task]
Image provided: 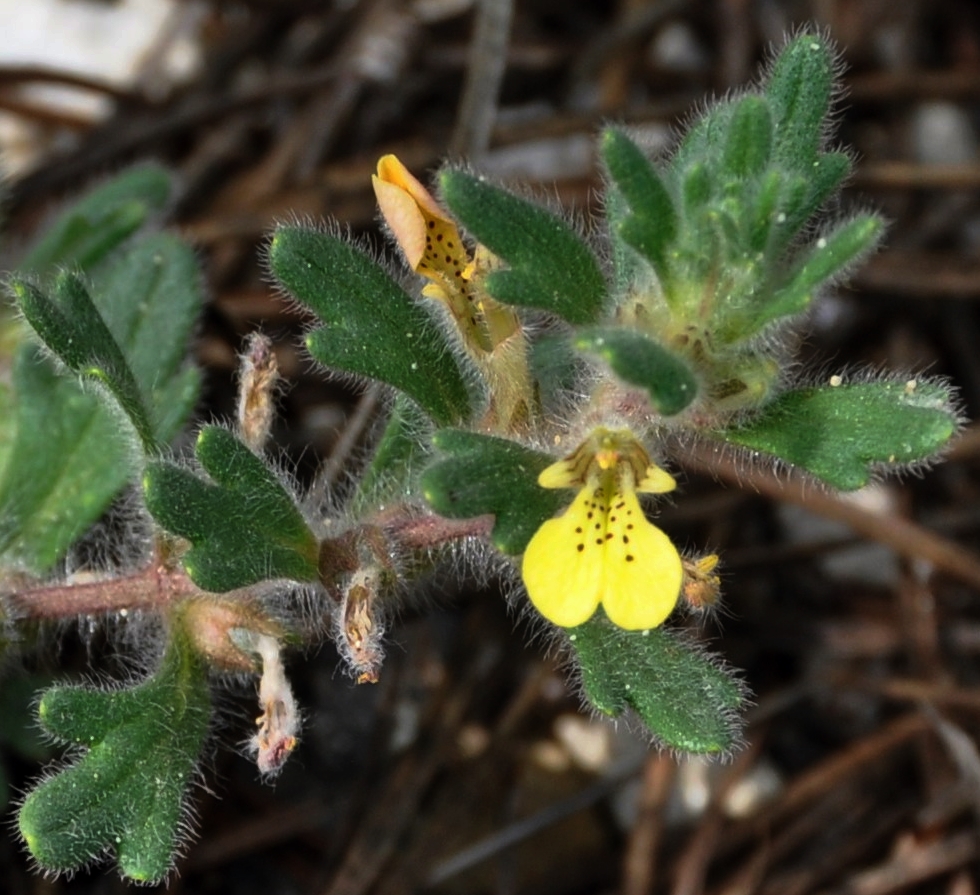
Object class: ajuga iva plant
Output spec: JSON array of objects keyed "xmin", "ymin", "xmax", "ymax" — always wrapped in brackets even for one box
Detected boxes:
[{"xmin": 0, "ymin": 32, "xmax": 963, "ymax": 883}]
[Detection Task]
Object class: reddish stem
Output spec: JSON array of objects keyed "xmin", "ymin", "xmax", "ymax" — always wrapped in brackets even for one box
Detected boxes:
[{"xmin": 6, "ymin": 562, "xmax": 201, "ymax": 621}]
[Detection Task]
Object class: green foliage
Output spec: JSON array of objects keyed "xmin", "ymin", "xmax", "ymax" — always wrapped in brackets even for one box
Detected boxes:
[
  {"xmin": 0, "ymin": 233, "xmax": 202, "ymax": 570},
  {"xmin": 601, "ymin": 32, "xmax": 882, "ymax": 376},
  {"xmin": 1, "ymin": 31, "xmax": 968, "ymax": 888},
  {"xmin": 721, "ymin": 379, "xmax": 959, "ymax": 489},
  {"xmin": 0, "ymin": 347, "xmax": 129, "ymax": 570},
  {"xmin": 766, "ymin": 32, "xmax": 835, "ymax": 165},
  {"xmin": 569, "ymin": 614, "xmax": 744, "ymax": 753},
  {"xmin": 0, "ymin": 380, "xmax": 16, "ymax": 488},
  {"xmin": 601, "ymin": 128, "xmax": 677, "ymax": 282},
  {"xmin": 422, "ymin": 430, "xmax": 566, "ymax": 554},
  {"xmin": 13, "ymin": 275, "xmax": 158, "ymax": 452},
  {"xmin": 439, "ymin": 170, "xmax": 607, "ymax": 324},
  {"xmin": 144, "ymin": 426, "xmax": 320, "ymax": 591},
  {"xmin": 18, "ymin": 163, "xmax": 171, "ymax": 274},
  {"xmin": 18, "ymin": 642, "xmax": 210, "ymax": 883},
  {"xmin": 575, "ymin": 327, "xmax": 697, "ymax": 416},
  {"xmin": 268, "ymin": 225, "xmax": 473, "ymax": 426},
  {"xmin": 356, "ymin": 395, "xmax": 431, "ymax": 504}
]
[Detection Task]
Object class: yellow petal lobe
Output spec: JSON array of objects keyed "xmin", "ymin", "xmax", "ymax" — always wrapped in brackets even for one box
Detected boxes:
[
  {"xmin": 598, "ymin": 488, "xmax": 682, "ymax": 629},
  {"xmin": 636, "ymin": 464, "xmax": 676, "ymax": 494},
  {"xmin": 372, "ymin": 156, "xmax": 471, "ymax": 292},
  {"xmin": 372, "ymin": 174, "xmax": 428, "ymax": 270},
  {"xmin": 521, "ymin": 487, "xmax": 604, "ymax": 627}
]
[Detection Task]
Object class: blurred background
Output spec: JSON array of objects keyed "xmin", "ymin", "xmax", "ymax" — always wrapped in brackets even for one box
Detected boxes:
[{"xmin": 3, "ymin": 0, "xmax": 980, "ymax": 893}]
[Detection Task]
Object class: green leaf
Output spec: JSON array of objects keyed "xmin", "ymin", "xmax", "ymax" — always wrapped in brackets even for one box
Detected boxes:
[
  {"xmin": 144, "ymin": 426, "xmax": 320, "ymax": 591},
  {"xmin": 722, "ymin": 96, "xmax": 773, "ymax": 178},
  {"xmin": 12, "ymin": 275, "xmax": 157, "ymax": 452},
  {"xmin": 88, "ymin": 233, "xmax": 202, "ymax": 443},
  {"xmin": 569, "ymin": 614, "xmax": 744, "ymax": 753},
  {"xmin": 19, "ymin": 163, "xmax": 171, "ymax": 274},
  {"xmin": 601, "ymin": 129, "xmax": 677, "ymax": 279},
  {"xmin": 765, "ymin": 152, "xmax": 851, "ymax": 257},
  {"xmin": 0, "ymin": 234, "xmax": 203, "ymax": 571},
  {"xmin": 439, "ymin": 170, "xmax": 607, "ymax": 324},
  {"xmin": 268, "ymin": 226, "xmax": 472, "ymax": 427},
  {"xmin": 721, "ymin": 379, "xmax": 959, "ymax": 489},
  {"xmin": 671, "ymin": 98, "xmax": 736, "ymax": 178},
  {"xmin": 0, "ymin": 379, "xmax": 15, "ymax": 481},
  {"xmin": 18, "ymin": 642, "xmax": 210, "ymax": 883},
  {"xmin": 575, "ymin": 327, "xmax": 698, "ymax": 416},
  {"xmin": 760, "ymin": 214, "xmax": 884, "ymax": 326},
  {"xmin": 0, "ymin": 347, "xmax": 129, "ymax": 570},
  {"xmin": 766, "ymin": 33, "xmax": 835, "ymax": 166},
  {"xmin": 421, "ymin": 430, "xmax": 566, "ymax": 554}
]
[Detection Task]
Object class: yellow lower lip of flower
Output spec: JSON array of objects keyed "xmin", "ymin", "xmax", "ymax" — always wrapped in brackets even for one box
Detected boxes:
[{"xmin": 521, "ymin": 485, "xmax": 682, "ymax": 630}]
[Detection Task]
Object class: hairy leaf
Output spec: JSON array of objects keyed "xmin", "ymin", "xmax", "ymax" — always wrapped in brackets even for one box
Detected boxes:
[
  {"xmin": 13, "ymin": 276, "xmax": 156, "ymax": 452},
  {"xmin": 440, "ymin": 170, "xmax": 607, "ymax": 324},
  {"xmin": 0, "ymin": 235, "xmax": 202, "ymax": 570},
  {"xmin": 269, "ymin": 226, "xmax": 472, "ymax": 426},
  {"xmin": 575, "ymin": 327, "xmax": 698, "ymax": 416},
  {"xmin": 144, "ymin": 426, "xmax": 320, "ymax": 591},
  {"xmin": 18, "ymin": 643, "xmax": 210, "ymax": 883},
  {"xmin": 570, "ymin": 614, "xmax": 744, "ymax": 753},
  {"xmin": 766, "ymin": 33, "xmax": 836, "ymax": 167},
  {"xmin": 19, "ymin": 163, "xmax": 171, "ymax": 274},
  {"xmin": 721, "ymin": 379, "xmax": 959, "ymax": 489},
  {"xmin": 601, "ymin": 129, "xmax": 677, "ymax": 281},
  {"xmin": 421, "ymin": 430, "xmax": 566, "ymax": 554}
]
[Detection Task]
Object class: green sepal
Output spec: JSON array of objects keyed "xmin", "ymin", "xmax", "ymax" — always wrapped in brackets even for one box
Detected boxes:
[
  {"xmin": 439, "ymin": 170, "xmax": 607, "ymax": 324},
  {"xmin": 569, "ymin": 614, "xmax": 744, "ymax": 754},
  {"xmin": 268, "ymin": 226, "xmax": 472, "ymax": 427},
  {"xmin": 722, "ymin": 96, "xmax": 773, "ymax": 178},
  {"xmin": 421, "ymin": 430, "xmax": 566, "ymax": 554},
  {"xmin": 575, "ymin": 327, "xmax": 697, "ymax": 416},
  {"xmin": 144, "ymin": 426, "xmax": 320, "ymax": 591},
  {"xmin": 721, "ymin": 379, "xmax": 959, "ymax": 489},
  {"xmin": 19, "ymin": 163, "xmax": 171, "ymax": 274},
  {"xmin": 766, "ymin": 33, "xmax": 835, "ymax": 166},
  {"xmin": 12, "ymin": 275, "xmax": 157, "ymax": 453},
  {"xmin": 18, "ymin": 641, "xmax": 210, "ymax": 883},
  {"xmin": 601, "ymin": 129, "xmax": 677, "ymax": 280}
]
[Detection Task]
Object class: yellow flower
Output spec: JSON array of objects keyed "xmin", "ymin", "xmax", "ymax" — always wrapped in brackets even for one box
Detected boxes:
[
  {"xmin": 372, "ymin": 154, "xmax": 533, "ymax": 433},
  {"xmin": 372, "ymin": 154, "xmax": 515, "ymax": 352},
  {"xmin": 522, "ymin": 428, "xmax": 683, "ymax": 630}
]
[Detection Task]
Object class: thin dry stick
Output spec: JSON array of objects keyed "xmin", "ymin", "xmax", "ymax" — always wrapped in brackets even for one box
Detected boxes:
[
  {"xmin": 721, "ymin": 713, "xmax": 929, "ymax": 854},
  {"xmin": 622, "ymin": 753, "xmax": 676, "ymax": 895},
  {"xmin": 315, "ymin": 383, "xmax": 382, "ymax": 491},
  {"xmin": 852, "ymin": 161, "xmax": 980, "ymax": 190},
  {"xmin": 450, "ymin": 0, "xmax": 514, "ymax": 159},
  {"xmin": 678, "ymin": 441, "xmax": 980, "ymax": 591},
  {"xmin": 671, "ymin": 739, "xmax": 764, "ymax": 895},
  {"xmin": 815, "ymin": 830, "xmax": 980, "ymax": 895},
  {"xmin": 0, "ymin": 65, "xmax": 144, "ymax": 101}
]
